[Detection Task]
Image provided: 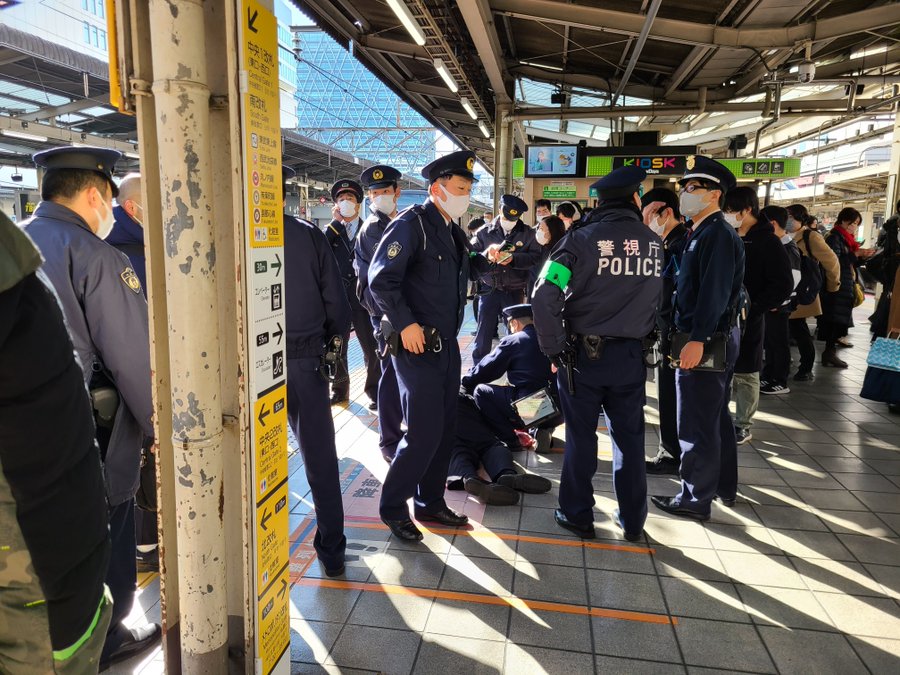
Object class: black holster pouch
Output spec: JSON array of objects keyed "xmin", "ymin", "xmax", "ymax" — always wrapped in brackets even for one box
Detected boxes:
[
  {"xmin": 422, "ymin": 326, "xmax": 443, "ymax": 353},
  {"xmin": 379, "ymin": 318, "xmax": 401, "ymax": 357},
  {"xmin": 581, "ymin": 335, "xmax": 605, "ymax": 361},
  {"xmin": 320, "ymin": 335, "xmax": 343, "ymax": 381},
  {"xmin": 642, "ymin": 329, "xmax": 661, "ymax": 368}
]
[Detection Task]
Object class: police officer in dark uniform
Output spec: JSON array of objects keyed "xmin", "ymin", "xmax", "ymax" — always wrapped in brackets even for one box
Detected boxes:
[
  {"xmin": 461, "ymin": 304, "xmax": 552, "ymax": 450},
  {"xmin": 447, "ymin": 393, "xmax": 552, "ymax": 506},
  {"xmin": 532, "ymin": 166, "xmax": 662, "ymax": 542},
  {"xmin": 283, "ymin": 166, "xmax": 351, "ymax": 575},
  {"xmin": 471, "ymin": 195, "xmax": 542, "ymax": 363},
  {"xmin": 651, "ymin": 157, "xmax": 745, "ymax": 521},
  {"xmin": 369, "ymin": 150, "xmax": 490, "ymax": 541},
  {"xmin": 22, "ymin": 146, "xmax": 159, "ymax": 665},
  {"xmin": 354, "ymin": 165, "xmax": 404, "ymax": 460},
  {"xmin": 325, "ymin": 179, "xmax": 380, "ymax": 406},
  {"xmin": 641, "ymin": 188, "xmax": 690, "ymax": 475}
]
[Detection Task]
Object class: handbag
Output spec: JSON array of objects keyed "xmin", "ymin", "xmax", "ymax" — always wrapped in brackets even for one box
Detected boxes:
[
  {"xmin": 866, "ymin": 335, "xmax": 900, "ymax": 373},
  {"xmin": 669, "ymin": 331, "xmax": 727, "ymax": 372},
  {"xmin": 853, "ymin": 280, "xmax": 866, "ymax": 308},
  {"xmin": 512, "ymin": 387, "xmax": 560, "ymax": 428}
]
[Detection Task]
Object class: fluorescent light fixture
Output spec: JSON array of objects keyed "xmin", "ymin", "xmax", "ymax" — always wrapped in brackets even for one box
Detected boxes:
[
  {"xmin": 433, "ymin": 59, "xmax": 458, "ymax": 93},
  {"xmin": 1, "ymin": 129, "xmax": 49, "ymax": 142},
  {"xmin": 519, "ymin": 59, "xmax": 564, "ymax": 72},
  {"xmin": 386, "ymin": 0, "xmax": 426, "ymax": 47},
  {"xmin": 478, "ymin": 122, "xmax": 490, "ymax": 138},
  {"xmin": 490, "ymin": 139, "xmax": 495, "ymax": 149},
  {"xmin": 460, "ymin": 97, "xmax": 478, "ymax": 120}
]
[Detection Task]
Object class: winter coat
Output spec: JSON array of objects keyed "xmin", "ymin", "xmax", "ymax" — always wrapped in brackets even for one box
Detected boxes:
[
  {"xmin": 790, "ymin": 226, "xmax": 841, "ymax": 320},
  {"xmin": 818, "ymin": 228, "xmax": 858, "ymax": 327}
]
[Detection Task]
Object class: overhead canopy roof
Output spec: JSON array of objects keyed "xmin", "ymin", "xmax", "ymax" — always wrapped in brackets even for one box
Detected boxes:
[{"xmin": 295, "ymin": 0, "xmax": 900, "ymax": 163}]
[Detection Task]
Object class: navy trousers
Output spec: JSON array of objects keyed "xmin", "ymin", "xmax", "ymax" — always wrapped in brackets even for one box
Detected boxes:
[
  {"xmin": 558, "ymin": 340, "xmax": 648, "ymax": 534},
  {"xmin": 657, "ymin": 348, "xmax": 680, "ymax": 460},
  {"xmin": 380, "ymin": 342, "xmax": 461, "ymax": 520},
  {"xmin": 334, "ymin": 303, "xmax": 381, "ymax": 401},
  {"xmin": 370, "ymin": 316, "xmax": 403, "ymax": 460},
  {"xmin": 101, "ymin": 498, "xmax": 137, "ymax": 655},
  {"xmin": 472, "ymin": 383, "xmax": 521, "ymax": 447},
  {"xmin": 675, "ymin": 327, "xmax": 741, "ymax": 511},
  {"xmin": 472, "ymin": 288, "xmax": 523, "ymax": 363},
  {"xmin": 286, "ymin": 356, "xmax": 346, "ymax": 570},
  {"xmin": 448, "ymin": 442, "xmax": 515, "ymax": 485}
]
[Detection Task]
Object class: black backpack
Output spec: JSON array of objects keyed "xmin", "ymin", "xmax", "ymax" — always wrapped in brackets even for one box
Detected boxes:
[{"xmin": 793, "ymin": 229, "xmax": 824, "ymax": 307}]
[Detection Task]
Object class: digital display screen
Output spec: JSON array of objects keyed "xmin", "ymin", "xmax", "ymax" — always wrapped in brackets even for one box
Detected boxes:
[{"xmin": 526, "ymin": 145, "xmax": 581, "ymax": 177}]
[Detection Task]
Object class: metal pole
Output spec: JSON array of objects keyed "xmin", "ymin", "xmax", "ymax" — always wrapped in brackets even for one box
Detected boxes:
[{"xmin": 148, "ymin": 0, "xmax": 228, "ymax": 670}]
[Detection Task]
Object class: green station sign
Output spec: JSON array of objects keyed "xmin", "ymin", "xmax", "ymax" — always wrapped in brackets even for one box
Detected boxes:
[{"xmin": 542, "ymin": 183, "xmax": 577, "ymax": 199}]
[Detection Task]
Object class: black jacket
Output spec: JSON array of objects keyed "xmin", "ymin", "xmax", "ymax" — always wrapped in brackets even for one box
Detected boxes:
[
  {"xmin": 741, "ymin": 216, "xmax": 794, "ymax": 317},
  {"xmin": 658, "ymin": 224, "xmax": 689, "ymax": 335},
  {"xmin": 820, "ymin": 228, "xmax": 858, "ymax": 327}
]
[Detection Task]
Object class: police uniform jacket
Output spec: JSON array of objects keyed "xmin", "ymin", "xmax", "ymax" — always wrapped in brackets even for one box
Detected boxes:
[
  {"xmin": 24, "ymin": 201, "xmax": 154, "ymax": 507},
  {"xmin": 461, "ymin": 324, "xmax": 551, "ymax": 397},
  {"xmin": 325, "ymin": 217, "xmax": 364, "ymax": 313},
  {"xmin": 473, "ymin": 218, "xmax": 542, "ymax": 291},
  {"xmin": 354, "ymin": 210, "xmax": 391, "ymax": 316},
  {"xmin": 369, "ymin": 201, "xmax": 488, "ymax": 338},
  {"xmin": 658, "ymin": 224, "xmax": 689, "ymax": 335},
  {"xmin": 106, "ymin": 205, "xmax": 146, "ymax": 295},
  {"xmin": 533, "ymin": 203, "xmax": 664, "ymax": 356},
  {"xmin": 284, "ymin": 214, "xmax": 351, "ymax": 357},
  {"xmin": 674, "ymin": 211, "xmax": 745, "ymax": 342}
]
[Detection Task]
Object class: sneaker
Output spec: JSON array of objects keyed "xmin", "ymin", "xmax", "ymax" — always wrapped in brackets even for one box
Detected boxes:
[
  {"xmin": 793, "ymin": 370, "xmax": 814, "ymax": 382},
  {"xmin": 760, "ymin": 383, "xmax": 790, "ymax": 395},
  {"xmin": 735, "ymin": 427, "xmax": 752, "ymax": 445}
]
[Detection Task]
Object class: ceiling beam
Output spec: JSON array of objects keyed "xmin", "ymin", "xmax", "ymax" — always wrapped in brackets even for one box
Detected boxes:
[
  {"xmin": 0, "ymin": 116, "xmax": 137, "ymax": 153},
  {"xmin": 491, "ymin": 0, "xmax": 900, "ymax": 49},
  {"xmin": 611, "ymin": 0, "xmax": 663, "ymax": 105},
  {"xmin": 456, "ymin": 0, "xmax": 513, "ymax": 104},
  {"xmin": 404, "ymin": 81, "xmax": 459, "ymax": 100},
  {"xmin": 17, "ymin": 98, "xmax": 106, "ymax": 122}
]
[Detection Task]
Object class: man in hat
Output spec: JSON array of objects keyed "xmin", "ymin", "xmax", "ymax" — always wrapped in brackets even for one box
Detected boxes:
[
  {"xmin": 651, "ymin": 156, "xmax": 745, "ymax": 522},
  {"xmin": 368, "ymin": 150, "xmax": 491, "ymax": 541},
  {"xmin": 355, "ymin": 165, "xmax": 404, "ymax": 460},
  {"xmin": 532, "ymin": 165, "xmax": 663, "ymax": 542},
  {"xmin": 461, "ymin": 304, "xmax": 553, "ymax": 452},
  {"xmin": 23, "ymin": 146, "xmax": 159, "ymax": 665},
  {"xmin": 282, "ymin": 165, "xmax": 351, "ymax": 576},
  {"xmin": 471, "ymin": 194, "xmax": 542, "ymax": 363},
  {"xmin": 325, "ymin": 178, "xmax": 380, "ymax": 407}
]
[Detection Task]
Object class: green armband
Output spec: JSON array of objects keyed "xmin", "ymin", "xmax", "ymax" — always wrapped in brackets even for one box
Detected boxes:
[{"xmin": 538, "ymin": 260, "xmax": 572, "ymax": 291}]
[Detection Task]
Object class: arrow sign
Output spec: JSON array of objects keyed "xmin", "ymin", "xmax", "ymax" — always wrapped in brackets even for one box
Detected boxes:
[
  {"xmin": 277, "ymin": 578, "xmax": 287, "ymax": 600},
  {"xmin": 247, "ymin": 8, "xmax": 259, "ymax": 33},
  {"xmin": 271, "ymin": 253, "xmax": 282, "ymax": 277},
  {"xmin": 258, "ymin": 403, "xmax": 270, "ymax": 427},
  {"xmin": 260, "ymin": 507, "xmax": 272, "ymax": 531},
  {"xmin": 273, "ymin": 322, "xmax": 284, "ymax": 345}
]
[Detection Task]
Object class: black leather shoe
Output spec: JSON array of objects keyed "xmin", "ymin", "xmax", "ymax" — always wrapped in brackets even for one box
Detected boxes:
[
  {"xmin": 497, "ymin": 472, "xmax": 552, "ymax": 494},
  {"xmin": 381, "ymin": 516, "xmax": 423, "ymax": 541},
  {"xmin": 464, "ymin": 477, "xmax": 519, "ymax": 506},
  {"xmin": 651, "ymin": 495, "xmax": 710, "ymax": 521},
  {"xmin": 793, "ymin": 370, "xmax": 814, "ymax": 382},
  {"xmin": 100, "ymin": 623, "xmax": 161, "ymax": 670},
  {"xmin": 717, "ymin": 495, "xmax": 736, "ymax": 507},
  {"xmin": 645, "ymin": 456, "xmax": 679, "ymax": 475},
  {"xmin": 368, "ymin": 400, "xmax": 378, "ymax": 411},
  {"xmin": 532, "ymin": 427, "xmax": 553, "ymax": 454},
  {"xmin": 324, "ymin": 564, "xmax": 346, "ymax": 578},
  {"xmin": 414, "ymin": 507, "xmax": 468, "ymax": 527},
  {"xmin": 554, "ymin": 509, "xmax": 596, "ymax": 539},
  {"xmin": 612, "ymin": 509, "xmax": 643, "ymax": 543},
  {"xmin": 330, "ymin": 391, "xmax": 349, "ymax": 405}
]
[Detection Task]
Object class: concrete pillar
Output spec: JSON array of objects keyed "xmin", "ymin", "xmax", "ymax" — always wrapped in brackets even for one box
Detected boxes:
[{"xmin": 493, "ymin": 104, "xmax": 513, "ymax": 209}]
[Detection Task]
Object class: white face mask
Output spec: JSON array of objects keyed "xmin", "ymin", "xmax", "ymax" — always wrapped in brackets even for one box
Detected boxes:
[
  {"xmin": 679, "ymin": 191, "xmax": 708, "ymax": 219},
  {"xmin": 338, "ymin": 199, "xmax": 357, "ymax": 218},
  {"xmin": 94, "ymin": 198, "xmax": 115, "ymax": 240},
  {"xmin": 435, "ymin": 183, "xmax": 470, "ymax": 220},
  {"xmin": 723, "ymin": 212, "xmax": 741, "ymax": 229},
  {"xmin": 780, "ymin": 233, "xmax": 793, "ymax": 244},
  {"xmin": 535, "ymin": 228, "xmax": 549, "ymax": 246},
  {"xmin": 650, "ymin": 218, "xmax": 666, "ymax": 237},
  {"xmin": 500, "ymin": 217, "xmax": 516, "ymax": 233},
  {"xmin": 370, "ymin": 194, "xmax": 396, "ymax": 215},
  {"xmin": 785, "ymin": 216, "xmax": 799, "ymax": 233}
]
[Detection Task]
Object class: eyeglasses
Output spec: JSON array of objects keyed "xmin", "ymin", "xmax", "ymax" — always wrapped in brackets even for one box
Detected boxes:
[{"xmin": 682, "ymin": 184, "xmax": 708, "ymax": 193}]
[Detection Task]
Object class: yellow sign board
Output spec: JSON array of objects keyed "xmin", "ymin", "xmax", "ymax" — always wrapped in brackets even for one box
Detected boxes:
[
  {"xmin": 257, "ymin": 564, "xmax": 290, "ymax": 675},
  {"xmin": 253, "ymin": 386, "xmax": 287, "ymax": 505},
  {"xmin": 255, "ymin": 481, "xmax": 288, "ymax": 595},
  {"xmin": 242, "ymin": 0, "xmax": 282, "ymax": 248}
]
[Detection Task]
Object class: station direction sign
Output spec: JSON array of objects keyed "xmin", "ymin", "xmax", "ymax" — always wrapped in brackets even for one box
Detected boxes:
[{"xmin": 239, "ymin": 1, "xmax": 289, "ymax": 673}]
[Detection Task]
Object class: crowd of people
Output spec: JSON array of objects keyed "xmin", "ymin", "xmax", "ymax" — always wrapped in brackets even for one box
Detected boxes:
[{"xmin": 2, "ymin": 143, "xmax": 893, "ymax": 671}]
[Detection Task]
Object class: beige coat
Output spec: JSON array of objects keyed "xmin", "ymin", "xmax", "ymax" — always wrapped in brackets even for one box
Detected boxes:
[{"xmin": 790, "ymin": 227, "xmax": 841, "ymax": 319}]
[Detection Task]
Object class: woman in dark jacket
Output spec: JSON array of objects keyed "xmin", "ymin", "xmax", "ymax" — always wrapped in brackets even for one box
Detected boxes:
[
  {"xmin": 528, "ymin": 215, "xmax": 567, "ymax": 297},
  {"xmin": 819, "ymin": 207, "xmax": 874, "ymax": 367},
  {"xmin": 868, "ymin": 205, "xmax": 900, "ymax": 340}
]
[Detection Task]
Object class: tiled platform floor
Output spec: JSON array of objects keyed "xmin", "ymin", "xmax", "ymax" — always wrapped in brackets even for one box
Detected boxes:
[{"xmin": 111, "ymin": 303, "xmax": 900, "ymax": 674}]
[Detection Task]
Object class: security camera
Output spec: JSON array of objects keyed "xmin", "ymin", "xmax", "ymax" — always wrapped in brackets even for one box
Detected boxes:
[
  {"xmin": 10, "ymin": 172, "xmax": 23, "ymax": 183},
  {"xmin": 797, "ymin": 60, "xmax": 815, "ymax": 83}
]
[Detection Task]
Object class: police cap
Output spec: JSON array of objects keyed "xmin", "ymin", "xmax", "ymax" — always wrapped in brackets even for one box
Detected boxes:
[
  {"xmin": 500, "ymin": 194, "xmax": 528, "ymax": 220},
  {"xmin": 330, "ymin": 179, "xmax": 363, "ymax": 202},
  {"xmin": 282, "ymin": 165, "xmax": 296, "ymax": 181},
  {"xmin": 589, "ymin": 165, "xmax": 646, "ymax": 200},
  {"xmin": 679, "ymin": 156, "xmax": 736, "ymax": 193},
  {"xmin": 421, "ymin": 150, "xmax": 479, "ymax": 183},
  {"xmin": 467, "ymin": 217, "xmax": 485, "ymax": 231},
  {"xmin": 360, "ymin": 165, "xmax": 401, "ymax": 190},
  {"xmin": 33, "ymin": 146, "xmax": 122, "ymax": 197},
  {"xmin": 502, "ymin": 304, "xmax": 533, "ymax": 321}
]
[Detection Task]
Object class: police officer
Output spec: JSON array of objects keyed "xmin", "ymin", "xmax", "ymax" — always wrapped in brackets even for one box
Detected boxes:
[
  {"xmin": 651, "ymin": 157, "xmax": 745, "ymax": 521},
  {"xmin": 447, "ymin": 393, "xmax": 552, "ymax": 506},
  {"xmin": 533, "ymin": 166, "xmax": 662, "ymax": 542},
  {"xmin": 283, "ymin": 166, "xmax": 351, "ymax": 575},
  {"xmin": 325, "ymin": 179, "xmax": 380, "ymax": 406},
  {"xmin": 23, "ymin": 146, "xmax": 159, "ymax": 665},
  {"xmin": 471, "ymin": 195, "xmax": 542, "ymax": 363},
  {"xmin": 461, "ymin": 304, "xmax": 552, "ymax": 450},
  {"xmin": 368, "ymin": 150, "xmax": 490, "ymax": 541},
  {"xmin": 641, "ymin": 188, "xmax": 690, "ymax": 476},
  {"xmin": 355, "ymin": 165, "xmax": 404, "ymax": 461}
]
